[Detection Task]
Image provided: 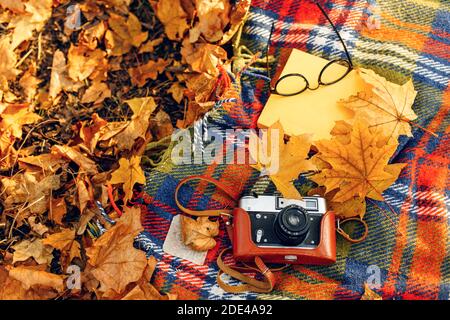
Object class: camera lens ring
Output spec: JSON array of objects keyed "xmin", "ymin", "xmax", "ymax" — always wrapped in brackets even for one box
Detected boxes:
[{"xmin": 274, "ymin": 205, "xmax": 310, "ymax": 246}]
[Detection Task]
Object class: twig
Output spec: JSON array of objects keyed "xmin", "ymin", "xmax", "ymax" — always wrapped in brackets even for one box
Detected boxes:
[{"xmin": 15, "ymin": 48, "xmax": 34, "ymax": 68}]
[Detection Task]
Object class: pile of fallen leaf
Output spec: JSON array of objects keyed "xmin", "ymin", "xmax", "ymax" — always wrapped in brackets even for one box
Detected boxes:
[{"xmin": 0, "ymin": 0, "xmax": 249, "ymax": 299}]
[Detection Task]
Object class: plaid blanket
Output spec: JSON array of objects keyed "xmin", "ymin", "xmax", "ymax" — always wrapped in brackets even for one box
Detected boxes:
[{"xmin": 139, "ymin": 0, "xmax": 450, "ymax": 300}]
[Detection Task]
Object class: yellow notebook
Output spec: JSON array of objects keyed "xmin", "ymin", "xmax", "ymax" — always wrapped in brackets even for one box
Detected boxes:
[{"xmin": 258, "ymin": 49, "xmax": 365, "ymax": 140}]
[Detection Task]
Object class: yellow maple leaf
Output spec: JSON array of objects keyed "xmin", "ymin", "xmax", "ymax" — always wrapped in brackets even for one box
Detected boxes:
[
  {"xmin": 311, "ymin": 118, "xmax": 406, "ymax": 203},
  {"xmin": 109, "ymin": 156, "xmax": 146, "ymax": 203},
  {"xmin": 115, "ymin": 97, "xmax": 157, "ymax": 150},
  {"xmin": 341, "ymin": 68, "xmax": 418, "ymax": 143},
  {"xmin": 252, "ymin": 121, "xmax": 316, "ymax": 199}
]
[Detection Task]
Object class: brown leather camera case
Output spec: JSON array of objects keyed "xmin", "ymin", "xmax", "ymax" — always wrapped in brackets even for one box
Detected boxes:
[{"xmin": 232, "ymin": 208, "xmax": 336, "ymax": 265}]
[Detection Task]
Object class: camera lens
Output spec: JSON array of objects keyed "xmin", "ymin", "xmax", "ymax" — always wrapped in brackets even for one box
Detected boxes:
[{"xmin": 274, "ymin": 205, "xmax": 310, "ymax": 246}]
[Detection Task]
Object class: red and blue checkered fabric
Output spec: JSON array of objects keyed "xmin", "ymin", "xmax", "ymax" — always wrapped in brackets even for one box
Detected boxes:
[{"xmin": 138, "ymin": 0, "xmax": 450, "ymax": 300}]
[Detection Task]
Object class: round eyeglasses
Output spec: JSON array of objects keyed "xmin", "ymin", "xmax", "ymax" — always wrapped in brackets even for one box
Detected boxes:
[
  {"xmin": 272, "ymin": 58, "xmax": 353, "ymax": 96},
  {"xmin": 266, "ymin": 1, "xmax": 354, "ymax": 97}
]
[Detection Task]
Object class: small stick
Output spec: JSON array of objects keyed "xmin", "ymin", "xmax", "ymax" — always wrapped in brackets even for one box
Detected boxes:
[
  {"xmin": 15, "ymin": 48, "xmax": 34, "ymax": 68},
  {"xmin": 38, "ymin": 32, "xmax": 42, "ymax": 61}
]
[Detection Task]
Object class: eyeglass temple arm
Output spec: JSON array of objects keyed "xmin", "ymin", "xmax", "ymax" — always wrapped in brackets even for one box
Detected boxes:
[
  {"xmin": 266, "ymin": 23, "xmax": 275, "ymax": 83},
  {"xmin": 315, "ymin": 2, "xmax": 353, "ymax": 66}
]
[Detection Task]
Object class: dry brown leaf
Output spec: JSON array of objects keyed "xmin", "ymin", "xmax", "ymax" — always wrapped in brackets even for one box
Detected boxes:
[
  {"xmin": 1, "ymin": 172, "xmax": 61, "ymax": 215},
  {"xmin": 28, "ymin": 216, "xmax": 49, "ymax": 236},
  {"xmin": 97, "ymin": 121, "xmax": 129, "ymax": 145},
  {"xmin": 81, "ymin": 81, "xmax": 111, "ymax": 105},
  {"xmin": 49, "ymin": 197, "xmax": 67, "ymax": 225},
  {"xmin": 139, "ymin": 38, "xmax": 163, "ymax": 54},
  {"xmin": 68, "ymin": 45, "xmax": 108, "ymax": 82},
  {"xmin": 181, "ymin": 41, "xmax": 227, "ymax": 76},
  {"xmin": 80, "ymin": 21, "xmax": 107, "ymax": 50},
  {"xmin": 252, "ymin": 121, "xmax": 316, "ymax": 199},
  {"xmin": 8, "ymin": 266, "xmax": 65, "ymax": 292},
  {"xmin": 105, "ymin": 12, "xmax": 148, "ymax": 56},
  {"xmin": 76, "ymin": 207, "xmax": 96, "ymax": 236},
  {"xmin": 341, "ymin": 68, "xmax": 418, "ymax": 142},
  {"xmin": 7, "ymin": 0, "xmax": 53, "ymax": 49},
  {"xmin": 218, "ymin": 0, "xmax": 251, "ymax": 45},
  {"xmin": 52, "ymin": 145, "xmax": 98, "ymax": 174},
  {"xmin": 0, "ymin": 103, "xmax": 41, "ymax": 139},
  {"xmin": 311, "ymin": 118, "xmax": 406, "ymax": 203},
  {"xmin": 76, "ymin": 176, "xmax": 91, "ymax": 214},
  {"xmin": 42, "ymin": 228, "xmax": 81, "ymax": 263},
  {"xmin": 114, "ymin": 97, "xmax": 157, "ymax": 150},
  {"xmin": 181, "ymin": 215, "xmax": 219, "ymax": 251},
  {"xmin": 189, "ymin": 0, "xmax": 231, "ymax": 43},
  {"xmin": 150, "ymin": 110, "xmax": 174, "ymax": 141},
  {"xmin": 19, "ymin": 62, "xmax": 40, "ymax": 102},
  {"xmin": 43, "ymin": 228, "xmax": 76, "ymax": 251},
  {"xmin": 19, "ymin": 153, "xmax": 67, "ymax": 173},
  {"xmin": 176, "ymin": 101, "xmax": 203, "ymax": 129},
  {"xmin": 128, "ymin": 58, "xmax": 171, "ymax": 88},
  {"xmin": 155, "ymin": 0, "xmax": 189, "ymax": 41},
  {"xmin": 12, "ymin": 239, "xmax": 53, "ymax": 265},
  {"xmin": 168, "ymin": 82, "xmax": 185, "ymax": 104},
  {"xmin": 86, "ymin": 206, "xmax": 147, "ymax": 297},
  {"xmin": 109, "ymin": 156, "xmax": 146, "ymax": 203},
  {"xmin": 184, "ymin": 72, "xmax": 216, "ymax": 103},
  {"xmin": 0, "ymin": 266, "xmax": 63, "ymax": 300},
  {"xmin": 49, "ymin": 50, "xmax": 83, "ymax": 99},
  {"xmin": 0, "ymin": 0, "xmax": 25, "ymax": 13},
  {"xmin": 79, "ymin": 113, "xmax": 108, "ymax": 153},
  {"xmin": 0, "ymin": 37, "xmax": 20, "ymax": 91},
  {"xmin": 122, "ymin": 257, "xmax": 176, "ymax": 300}
]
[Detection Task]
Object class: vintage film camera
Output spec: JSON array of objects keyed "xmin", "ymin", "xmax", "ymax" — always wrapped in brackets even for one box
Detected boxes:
[{"xmin": 232, "ymin": 194, "xmax": 336, "ymax": 265}]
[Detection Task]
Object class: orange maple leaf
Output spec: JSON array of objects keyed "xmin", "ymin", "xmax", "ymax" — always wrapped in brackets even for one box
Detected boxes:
[{"xmin": 311, "ymin": 118, "xmax": 406, "ymax": 203}]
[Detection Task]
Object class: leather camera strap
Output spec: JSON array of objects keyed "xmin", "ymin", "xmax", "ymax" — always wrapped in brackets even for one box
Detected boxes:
[
  {"xmin": 174, "ymin": 175, "xmax": 237, "ymax": 217},
  {"xmin": 216, "ymin": 249, "xmax": 280, "ymax": 293}
]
